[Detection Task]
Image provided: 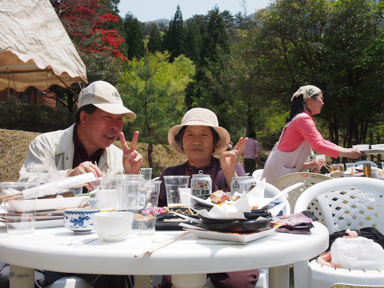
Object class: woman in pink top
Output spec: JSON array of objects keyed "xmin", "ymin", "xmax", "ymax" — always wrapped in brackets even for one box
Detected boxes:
[{"xmin": 262, "ymin": 85, "xmax": 364, "ymax": 185}]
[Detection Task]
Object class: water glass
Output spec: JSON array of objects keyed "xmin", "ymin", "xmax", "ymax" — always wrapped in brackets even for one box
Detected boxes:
[
  {"xmin": 93, "ymin": 177, "xmax": 117, "ymax": 210},
  {"xmin": 0, "ymin": 182, "xmax": 39, "ymax": 236},
  {"xmin": 140, "ymin": 168, "xmax": 153, "ymax": 181},
  {"xmin": 345, "ymin": 163, "xmax": 356, "ymax": 174},
  {"xmin": 163, "ymin": 176, "xmax": 190, "ymax": 208},
  {"xmin": 115, "ymin": 174, "xmax": 144, "ymax": 211},
  {"xmin": 120, "ymin": 180, "xmax": 161, "ymax": 236},
  {"xmin": 330, "ymin": 163, "xmax": 344, "ymax": 172}
]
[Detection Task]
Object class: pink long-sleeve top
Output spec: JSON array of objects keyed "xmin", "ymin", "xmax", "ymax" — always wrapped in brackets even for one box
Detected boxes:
[{"xmin": 278, "ymin": 109, "xmax": 339, "ymax": 158}]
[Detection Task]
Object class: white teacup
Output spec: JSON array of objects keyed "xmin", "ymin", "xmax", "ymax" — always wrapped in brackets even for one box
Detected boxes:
[
  {"xmin": 93, "ymin": 212, "xmax": 134, "ymax": 241},
  {"xmin": 371, "ymin": 167, "xmax": 379, "ymax": 178}
]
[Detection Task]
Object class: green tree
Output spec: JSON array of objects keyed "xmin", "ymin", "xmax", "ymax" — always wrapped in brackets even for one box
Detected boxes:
[
  {"xmin": 185, "ymin": 7, "xmax": 231, "ymax": 131},
  {"xmin": 162, "ymin": 5, "xmax": 187, "ymax": 62},
  {"xmin": 124, "ymin": 12, "xmax": 145, "ymax": 60},
  {"xmin": 184, "ymin": 20, "xmax": 202, "ymax": 63},
  {"xmin": 118, "ymin": 51, "xmax": 195, "ymax": 167},
  {"xmin": 147, "ymin": 23, "xmax": 162, "ymax": 52}
]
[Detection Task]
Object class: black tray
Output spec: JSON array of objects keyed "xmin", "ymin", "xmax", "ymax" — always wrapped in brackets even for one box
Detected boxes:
[
  {"xmin": 156, "ymin": 214, "xmax": 199, "ymax": 231},
  {"xmin": 198, "ymin": 209, "xmax": 271, "ymax": 225},
  {"xmin": 199, "ymin": 218, "xmax": 272, "ymax": 233}
]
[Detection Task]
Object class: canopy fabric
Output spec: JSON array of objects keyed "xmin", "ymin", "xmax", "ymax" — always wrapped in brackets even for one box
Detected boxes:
[{"xmin": 0, "ymin": 0, "xmax": 88, "ymax": 92}]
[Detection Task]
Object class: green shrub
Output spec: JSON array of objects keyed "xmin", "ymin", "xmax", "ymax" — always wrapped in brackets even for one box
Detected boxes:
[{"xmin": 0, "ymin": 96, "xmax": 74, "ymax": 133}]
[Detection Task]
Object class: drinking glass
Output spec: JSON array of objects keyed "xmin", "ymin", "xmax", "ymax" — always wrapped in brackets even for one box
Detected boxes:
[
  {"xmin": 163, "ymin": 176, "xmax": 190, "ymax": 208},
  {"xmin": 0, "ymin": 182, "xmax": 39, "ymax": 236},
  {"xmin": 140, "ymin": 168, "xmax": 153, "ymax": 181},
  {"xmin": 115, "ymin": 174, "xmax": 144, "ymax": 211},
  {"xmin": 315, "ymin": 154, "xmax": 326, "ymax": 161},
  {"xmin": 363, "ymin": 163, "xmax": 372, "ymax": 177},
  {"xmin": 93, "ymin": 177, "xmax": 117, "ymax": 210},
  {"xmin": 120, "ymin": 180, "xmax": 161, "ymax": 236}
]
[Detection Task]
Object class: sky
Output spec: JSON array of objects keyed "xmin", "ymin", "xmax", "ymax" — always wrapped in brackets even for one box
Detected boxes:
[{"xmin": 118, "ymin": 0, "xmax": 272, "ymax": 22}]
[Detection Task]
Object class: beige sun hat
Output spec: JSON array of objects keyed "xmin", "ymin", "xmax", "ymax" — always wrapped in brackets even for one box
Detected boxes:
[
  {"xmin": 168, "ymin": 108, "xmax": 231, "ymax": 155},
  {"xmin": 78, "ymin": 80, "xmax": 136, "ymax": 119}
]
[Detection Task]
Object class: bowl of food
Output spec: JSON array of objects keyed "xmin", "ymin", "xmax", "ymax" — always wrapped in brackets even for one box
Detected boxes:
[
  {"xmin": 63, "ymin": 208, "xmax": 100, "ymax": 234},
  {"xmin": 93, "ymin": 211, "xmax": 134, "ymax": 241},
  {"xmin": 331, "ymin": 171, "xmax": 343, "ymax": 178}
]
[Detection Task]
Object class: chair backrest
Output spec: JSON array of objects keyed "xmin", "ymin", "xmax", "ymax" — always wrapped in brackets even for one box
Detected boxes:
[
  {"xmin": 294, "ymin": 177, "xmax": 384, "ymax": 234},
  {"xmin": 354, "ymin": 160, "xmax": 378, "ymax": 167},
  {"xmin": 253, "ymin": 169, "xmax": 264, "ymax": 181},
  {"xmin": 275, "ymin": 172, "xmax": 333, "ymax": 223}
]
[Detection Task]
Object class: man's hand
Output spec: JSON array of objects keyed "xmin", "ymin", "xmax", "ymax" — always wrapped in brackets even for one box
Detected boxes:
[
  {"xmin": 220, "ymin": 137, "xmax": 248, "ymax": 186},
  {"xmin": 120, "ymin": 131, "xmax": 143, "ymax": 174},
  {"xmin": 66, "ymin": 161, "xmax": 103, "ymax": 190}
]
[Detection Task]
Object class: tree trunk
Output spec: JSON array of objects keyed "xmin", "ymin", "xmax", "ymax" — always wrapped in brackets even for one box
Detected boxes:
[{"xmin": 147, "ymin": 142, "xmax": 153, "ymax": 168}]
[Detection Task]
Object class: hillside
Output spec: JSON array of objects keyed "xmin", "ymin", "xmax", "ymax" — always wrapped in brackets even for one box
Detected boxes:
[{"xmin": 0, "ymin": 129, "xmax": 187, "ymax": 182}]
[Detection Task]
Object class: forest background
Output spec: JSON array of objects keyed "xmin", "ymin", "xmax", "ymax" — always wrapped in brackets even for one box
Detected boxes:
[{"xmin": 1, "ymin": 0, "xmax": 384, "ymax": 178}]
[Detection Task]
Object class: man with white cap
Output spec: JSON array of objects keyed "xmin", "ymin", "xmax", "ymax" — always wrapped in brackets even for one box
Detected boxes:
[
  {"xmin": 3, "ymin": 81, "xmax": 141, "ymax": 288},
  {"xmin": 19, "ymin": 80, "xmax": 143, "ymax": 184}
]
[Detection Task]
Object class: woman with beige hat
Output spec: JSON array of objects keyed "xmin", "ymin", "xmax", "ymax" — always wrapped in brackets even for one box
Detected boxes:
[
  {"xmin": 158, "ymin": 107, "xmax": 248, "ymax": 207},
  {"xmin": 156, "ymin": 108, "xmax": 259, "ymax": 288},
  {"xmin": 262, "ymin": 85, "xmax": 364, "ymax": 185}
]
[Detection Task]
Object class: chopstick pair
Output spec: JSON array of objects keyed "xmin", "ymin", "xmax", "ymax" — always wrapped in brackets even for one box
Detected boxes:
[
  {"xmin": 323, "ymin": 164, "xmax": 332, "ymax": 173},
  {"xmin": 134, "ymin": 231, "xmax": 190, "ymax": 258}
]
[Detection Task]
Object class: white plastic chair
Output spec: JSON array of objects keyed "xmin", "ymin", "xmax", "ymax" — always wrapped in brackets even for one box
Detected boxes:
[
  {"xmin": 293, "ymin": 177, "xmax": 384, "ymax": 288},
  {"xmin": 275, "ymin": 172, "xmax": 332, "ymax": 224},
  {"xmin": 354, "ymin": 160, "xmax": 378, "ymax": 167},
  {"xmin": 252, "ymin": 169, "xmax": 264, "ymax": 181}
]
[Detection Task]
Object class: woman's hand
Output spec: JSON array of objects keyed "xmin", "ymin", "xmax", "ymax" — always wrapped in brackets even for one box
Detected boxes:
[
  {"xmin": 220, "ymin": 137, "xmax": 248, "ymax": 187},
  {"xmin": 120, "ymin": 131, "xmax": 143, "ymax": 174},
  {"xmin": 338, "ymin": 148, "xmax": 365, "ymax": 159},
  {"xmin": 301, "ymin": 159, "xmax": 326, "ymax": 172}
]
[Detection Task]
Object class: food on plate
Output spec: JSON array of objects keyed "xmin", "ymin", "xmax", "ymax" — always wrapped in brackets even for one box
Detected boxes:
[
  {"xmin": 210, "ymin": 190, "xmax": 240, "ymax": 204},
  {"xmin": 134, "ymin": 213, "xmax": 155, "ymax": 222},
  {"xmin": 380, "ymin": 170, "xmax": 384, "ymax": 177},
  {"xmin": 250, "ymin": 205, "xmax": 259, "ymax": 210}
]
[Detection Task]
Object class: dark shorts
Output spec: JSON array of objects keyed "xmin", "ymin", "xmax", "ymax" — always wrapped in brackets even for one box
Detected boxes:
[{"xmin": 244, "ymin": 158, "xmax": 257, "ymax": 175}]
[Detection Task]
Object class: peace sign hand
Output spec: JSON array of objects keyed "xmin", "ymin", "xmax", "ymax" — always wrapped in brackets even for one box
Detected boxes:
[
  {"xmin": 220, "ymin": 137, "xmax": 248, "ymax": 186},
  {"xmin": 120, "ymin": 131, "xmax": 143, "ymax": 174}
]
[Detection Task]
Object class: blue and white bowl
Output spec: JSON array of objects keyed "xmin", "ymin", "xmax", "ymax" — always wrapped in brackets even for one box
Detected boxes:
[{"xmin": 64, "ymin": 208, "xmax": 100, "ymax": 234}]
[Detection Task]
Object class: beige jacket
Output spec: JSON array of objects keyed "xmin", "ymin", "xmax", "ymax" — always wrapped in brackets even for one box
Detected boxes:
[{"xmin": 19, "ymin": 124, "xmax": 124, "ymax": 183}]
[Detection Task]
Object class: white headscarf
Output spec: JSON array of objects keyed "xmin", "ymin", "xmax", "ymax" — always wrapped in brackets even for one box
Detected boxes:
[{"xmin": 291, "ymin": 85, "xmax": 322, "ymax": 103}]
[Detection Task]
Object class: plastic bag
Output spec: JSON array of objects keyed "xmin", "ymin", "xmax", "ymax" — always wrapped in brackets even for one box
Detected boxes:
[{"xmin": 331, "ymin": 236, "xmax": 384, "ymax": 269}]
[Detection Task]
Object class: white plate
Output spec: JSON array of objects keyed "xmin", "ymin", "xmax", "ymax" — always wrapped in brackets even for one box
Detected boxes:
[
  {"xmin": 35, "ymin": 219, "xmax": 64, "ymax": 229},
  {"xmin": 186, "ymin": 228, "xmax": 275, "ymax": 244},
  {"xmin": 7, "ymin": 196, "xmax": 89, "ymax": 212},
  {"xmin": 359, "ymin": 149, "xmax": 384, "ymax": 155}
]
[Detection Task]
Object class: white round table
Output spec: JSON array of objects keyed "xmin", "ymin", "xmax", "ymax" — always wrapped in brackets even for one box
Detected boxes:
[{"xmin": 0, "ymin": 223, "xmax": 329, "ymax": 288}]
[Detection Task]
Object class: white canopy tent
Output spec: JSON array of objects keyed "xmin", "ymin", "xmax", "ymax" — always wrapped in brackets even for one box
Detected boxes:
[{"xmin": 0, "ymin": 0, "xmax": 87, "ymax": 93}]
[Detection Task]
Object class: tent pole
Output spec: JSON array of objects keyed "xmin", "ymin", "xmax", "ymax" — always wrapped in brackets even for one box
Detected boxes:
[{"xmin": 53, "ymin": 74, "xmax": 79, "ymax": 98}]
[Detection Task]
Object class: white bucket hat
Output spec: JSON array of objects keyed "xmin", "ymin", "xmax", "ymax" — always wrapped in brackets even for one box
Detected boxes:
[
  {"xmin": 168, "ymin": 108, "xmax": 231, "ymax": 155},
  {"xmin": 78, "ymin": 80, "xmax": 136, "ymax": 119}
]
